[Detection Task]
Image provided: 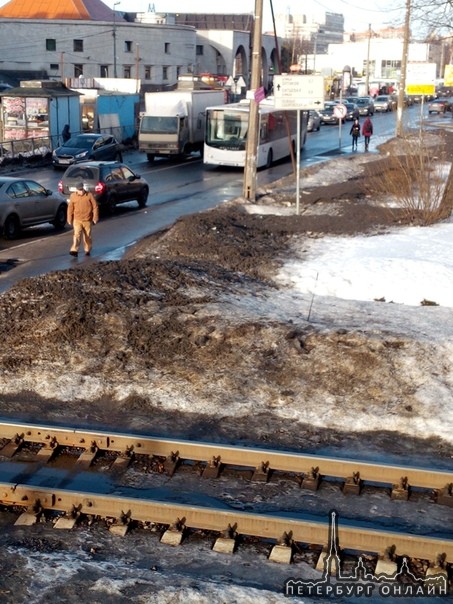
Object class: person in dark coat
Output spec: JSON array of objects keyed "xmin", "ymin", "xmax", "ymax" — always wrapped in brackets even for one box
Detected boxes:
[
  {"xmin": 62, "ymin": 124, "xmax": 71, "ymax": 143},
  {"xmin": 349, "ymin": 118, "xmax": 360, "ymax": 151},
  {"xmin": 362, "ymin": 116, "xmax": 373, "ymax": 151}
]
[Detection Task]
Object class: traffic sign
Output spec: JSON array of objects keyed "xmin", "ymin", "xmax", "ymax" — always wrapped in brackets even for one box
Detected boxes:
[
  {"xmin": 334, "ymin": 103, "xmax": 347, "ymax": 119},
  {"xmin": 273, "ymin": 75, "xmax": 324, "ymax": 110},
  {"xmin": 406, "ymin": 62, "xmax": 436, "ymax": 96}
]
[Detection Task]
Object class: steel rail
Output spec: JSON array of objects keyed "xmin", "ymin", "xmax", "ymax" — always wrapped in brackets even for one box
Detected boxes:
[
  {"xmin": 0, "ymin": 421, "xmax": 452, "ymax": 490},
  {"xmin": 0, "ymin": 481, "xmax": 452, "ymax": 562}
]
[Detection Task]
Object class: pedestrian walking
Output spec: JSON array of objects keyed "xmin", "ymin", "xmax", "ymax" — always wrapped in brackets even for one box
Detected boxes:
[
  {"xmin": 67, "ymin": 182, "xmax": 99, "ymax": 257},
  {"xmin": 362, "ymin": 116, "xmax": 373, "ymax": 151},
  {"xmin": 350, "ymin": 118, "xmax": 360, "ymax": 151},
  {"xmin": 61, "ymin": 124, "xmax": 71, "ymax": 143}
]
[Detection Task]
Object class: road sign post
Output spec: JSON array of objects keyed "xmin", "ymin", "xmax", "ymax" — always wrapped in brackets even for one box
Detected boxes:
[
  {"xmin": 272, "ymin": 75, "xmax": 324, "ymax": 214},
  {"xmin": 273, "ymin": 75, "xmax": 324, "ymax": 111},
  {"xmin": 334, "ymin": 103, "xmax": 347, "ymax": 150}
]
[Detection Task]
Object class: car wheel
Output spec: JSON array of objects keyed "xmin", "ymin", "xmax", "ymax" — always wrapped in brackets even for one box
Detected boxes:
[
  {"xmin": 53, "ymin": 203, "xmax": 67, "ymax": 230},
  {"xmin": 3, "ymin": 215, "xmax": 20, "ymax": 240},
  {"xmin": 115, "ymin": 152, "xmax": 123, "ymax": 162},
  {"xmin": 147, "ymin": 153, "xmax": 155, "ymax": 163},
  {"xmin": 317, "ymin": 123, "xmax": 321, "ymax": 131},
  {"xmin": 137, "ymin": 187, "xmax": 149, "ymax": 208}
]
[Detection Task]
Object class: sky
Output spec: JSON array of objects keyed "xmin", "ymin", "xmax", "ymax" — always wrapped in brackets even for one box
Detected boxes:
[
  {"xmin": 0, "ymin": 0, "xmax": 405, "ymax": 35},
  {"xmin": 132, "ymin": 0, "xmax": 402, "ymax": 33}
]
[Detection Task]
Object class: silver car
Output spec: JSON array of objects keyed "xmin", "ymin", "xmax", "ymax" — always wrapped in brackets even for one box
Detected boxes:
[
  {"xmin": 0, "ymin": 177, "xmax": 67, "ymax": 239},
  {"xmin": 307, "ymin": 110, "xmax": 321, "ymax": 132}
]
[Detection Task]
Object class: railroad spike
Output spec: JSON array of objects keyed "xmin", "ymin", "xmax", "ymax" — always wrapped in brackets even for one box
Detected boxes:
[
  {"xmin": 391, "ymin": 476, "xmax": 411, "ymax": 501},
  {"xmin": 343, "ymin": 471, "xmax": 363, "ymax": 495},
  {"xmin": 278, "ymin": 531, "xmax": 294, "ymax": 547},
  {"xmin": 161, "ymin": 516, "xmax": 186, "ymax": 546},
  {"xmin": 301, "ymin": 467, "xmax": 321, "ymax": 491},
  {"xmin": 270, "ymin": 531, "xmax": 294, "ymax": 564},
  {"xmin": 203, "ymin": 455, "xmax": 222, "ymax": 478},
  {"xmin": 252, "ymin": 460, "xmax": 271, "ymax": 482},
  {"xmin": 220, "ymin": 523, "xmax": 238, "ymax": 540},
  {"xmin": 163, "ymin": 451, "xmax": 180, "ymax": 476}
]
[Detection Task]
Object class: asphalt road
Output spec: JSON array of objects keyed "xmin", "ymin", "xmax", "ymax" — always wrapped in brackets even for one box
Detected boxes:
[{"xmin": 0, "ymin": 104, "xmax": 437, "ymax": 293}]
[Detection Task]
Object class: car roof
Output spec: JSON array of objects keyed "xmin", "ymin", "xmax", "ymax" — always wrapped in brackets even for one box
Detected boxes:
[
  {"xmin": 0, "ymin": 176, "xmax": 34, "ymax": 184},
  {"xmin": 65, "ymin": 161, "xmax": 123, "ymax": 168}
]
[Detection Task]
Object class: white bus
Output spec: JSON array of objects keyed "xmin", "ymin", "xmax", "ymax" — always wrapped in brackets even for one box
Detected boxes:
[{"xmin": 203, "ymin": 98, "xmax": 308, "ymax": 168}]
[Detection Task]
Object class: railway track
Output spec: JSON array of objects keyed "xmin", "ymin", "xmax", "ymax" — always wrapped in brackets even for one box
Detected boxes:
[{"xmin": 0, "ymin": 420, "xmax": 452, "ymax": 588}]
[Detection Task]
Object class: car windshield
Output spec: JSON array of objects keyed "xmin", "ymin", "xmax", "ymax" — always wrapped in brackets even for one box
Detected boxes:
[{"xmin": 64, "ymin": 136, "xmax": 97, "ymax": 149}]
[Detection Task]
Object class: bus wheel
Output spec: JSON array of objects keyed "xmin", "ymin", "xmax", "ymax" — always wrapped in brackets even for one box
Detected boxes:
[{"xmin": 266, "ymin": 149, "xmax": 273, "ymax": 169}]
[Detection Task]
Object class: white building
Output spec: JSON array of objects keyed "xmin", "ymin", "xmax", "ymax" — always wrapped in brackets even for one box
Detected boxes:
[
  {"xmin": 306, "ymin": 38, "xmax": 431, "ymax": 81},
  {"xmin": 0, "ymin": 3, "xmax": 278, "ymax": 91}
]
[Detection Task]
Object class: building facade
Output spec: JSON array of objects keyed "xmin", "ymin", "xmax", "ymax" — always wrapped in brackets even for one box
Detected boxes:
[{"xmin": 0, "ymin": 4, "xmax": 278, "ymax": 91}]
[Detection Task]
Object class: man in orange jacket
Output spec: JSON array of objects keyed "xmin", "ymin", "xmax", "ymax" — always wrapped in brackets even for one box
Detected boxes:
[{"xmin": 67, "ymin": 182, "xmax": 99, "ymax": 257}]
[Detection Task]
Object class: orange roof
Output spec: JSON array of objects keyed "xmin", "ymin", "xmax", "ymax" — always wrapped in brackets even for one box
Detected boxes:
[{"xmin": 0, "ymin": 0, "xmax": 120, "ymax": 21}]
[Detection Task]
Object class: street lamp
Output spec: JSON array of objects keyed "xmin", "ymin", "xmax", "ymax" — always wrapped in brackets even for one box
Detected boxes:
[{"xmin": 113, "ymin": 1, "xmax": 121, "ymax": 78}]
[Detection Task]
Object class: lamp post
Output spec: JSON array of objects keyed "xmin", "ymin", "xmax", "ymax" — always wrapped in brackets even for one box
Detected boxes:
[{"xmin": 113, "ymin": 1, "xmax": 121, "ymax": 78}]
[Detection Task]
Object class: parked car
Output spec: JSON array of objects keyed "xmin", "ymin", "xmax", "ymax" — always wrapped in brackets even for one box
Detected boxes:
[
  {"xmin": 355, "ymin": 96, "xmax": 375, "ymax": 116},
  {"xmin": 428, "ymin": 98, "xmax": 451, "ymax": 113},
  {"xmin": 0, "ymin": 177, "xmax": 67, "ymax": 239},
  {"xmin": 307, "ymin": 110, "xmax": 321, "ymax": 132},
  {"xmin": 318, "ymin": 102, "xmax": 340, "ymax": 125},
  {"xmin": 373, "ymin": 95, "xmax": 395, "ymax": 112},
  {"xmin": 58, "ymin": 161, "xmax": 149, "ymax": 213},
  {"xmin": 52, "ymin": 133, "xmax": 122, "ymax": 168}
]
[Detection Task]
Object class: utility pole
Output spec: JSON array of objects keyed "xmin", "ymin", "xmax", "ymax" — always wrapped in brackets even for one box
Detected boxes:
[
  {"xmin": 242, "ymin": 0, "xmax": 263, "ymax": 201},
  {"xmin": 113, "ymin": 1, "xmax": 121, "ymax": 78},
  {"xmin": 365, "ymin": 24, "xmax": 371, "ymax": 95},
  {"xmin": 396, "ymin": 0, "xmax": 411, "ymax": 137}
]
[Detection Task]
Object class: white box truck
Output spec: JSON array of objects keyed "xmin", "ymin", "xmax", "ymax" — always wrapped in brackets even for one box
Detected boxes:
[{"xmin": 138, "ymin": 88, "xmax": 225, "ymax": 162}]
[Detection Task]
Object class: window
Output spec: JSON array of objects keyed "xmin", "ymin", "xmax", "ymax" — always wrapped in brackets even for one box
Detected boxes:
[
  {"xmin": 125, "ymin": 41, "xmax": 133, "ymax": 52},
  {"xmin": 74, "ymin": 64, "xmax": 83, "ymax": 78},
  {"xmin": 7, "ymin": 182, "xmax": 29, "ymax": 199},
  {"xmin": 123, "ymin": 66, "xmax": 131, "ymax": 78},
  {"xmin": 164, "ymin": 42, "xmax": 170, "ymax": 54},
  {"xmin": 162, "ymin": 66, "xmax": 169, "ymax": 80},
  {"xmin": 50, "ymin": 63, "xmax": 59, "ymax": 71},
  {"xmin": 100, "ymin": 65, "xmax": 109, "ymax": 77},
  {"xmin": 196, "ymin": 45, "xmax": 204, "ymax": 56},
  {"xmin": 46, "ymin": 39, "xmax": 56, "ymax": 51},
  {"xmin": 73, "ymin": 39, "xmax": 83, "ymax": 52},
  {"xmin": 144, "ymin": 65, "xmax": 152, "ymax": 79}
]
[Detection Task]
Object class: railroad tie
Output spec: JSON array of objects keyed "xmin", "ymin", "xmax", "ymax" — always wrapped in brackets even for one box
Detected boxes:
[{"xmin": 213, "ymin": 523, "xmax": 237, "ymax": 554}]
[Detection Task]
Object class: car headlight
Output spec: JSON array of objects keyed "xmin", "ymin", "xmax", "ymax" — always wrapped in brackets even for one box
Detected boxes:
[{"xmin": 75, "ymin": 151, "xmax": 88, "ymax": 159}]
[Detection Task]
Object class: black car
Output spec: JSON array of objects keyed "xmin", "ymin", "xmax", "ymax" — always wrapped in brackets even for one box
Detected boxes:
[
  {"xmin": 355, "ymin": 97, "xmax": 375, "ymax": 116},
  {"xmin": 319, "ymin": 102, "xmax": 340, "ymax": 125},
  {"xmin": 58, "ymin": 161, "xmax": 149, "ymax": 213},
  {"xmin": 52, "ymin": 133, "xmax": 122, "ymax": 168},
  {"xmin": 343, "ymin": 101, "xmax": 360, "ymax": 121}
]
